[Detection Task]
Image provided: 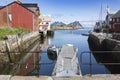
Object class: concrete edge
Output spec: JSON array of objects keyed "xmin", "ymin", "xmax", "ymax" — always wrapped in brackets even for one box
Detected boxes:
[{"xmin": 1, "ymin": 74, "xmax": 120, "ymax": 80}]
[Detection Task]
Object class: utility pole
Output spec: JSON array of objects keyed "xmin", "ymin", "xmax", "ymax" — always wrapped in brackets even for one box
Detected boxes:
[
  {"xmin": 99, "ymin": 3, "xmax": 103, "ymax": 31},
  {"xmin": 100, "ymin": 3, "xmax": 102, "ymax": 21},
  {"xmin": 106, "ymin": 5, "xmax": 110, "ymax": 15},
  {"xmin": 106, "ymin": 5, "xmax": 110, "ymax": 38}
]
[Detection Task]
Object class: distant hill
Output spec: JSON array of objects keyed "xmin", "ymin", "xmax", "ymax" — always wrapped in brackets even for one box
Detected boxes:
[
  {"xmin": 51, "ymin": 21, "xmax": 83, "ymax": 30},
  {"xmin": 51, "ymin": 22, "xmax": 66, "ymax": 27},
  {"xmin": 67, "ymin": 21, "xmax": 83, "ymax": 29}
]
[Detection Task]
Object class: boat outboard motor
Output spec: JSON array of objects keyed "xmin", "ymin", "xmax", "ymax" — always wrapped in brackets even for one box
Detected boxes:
[
  {"xmin": 47, "ymin": 50, "xmax": 57, "ymax": 60},
  {"xmin": 47, "ymin": 45, "xmax": 58, "ymax": 60}
]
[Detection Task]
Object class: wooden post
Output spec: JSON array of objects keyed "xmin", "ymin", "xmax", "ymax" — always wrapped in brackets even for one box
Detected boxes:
[{"xmin": 4, "ymin": 36, "xmax": 12, "ymax": 63}]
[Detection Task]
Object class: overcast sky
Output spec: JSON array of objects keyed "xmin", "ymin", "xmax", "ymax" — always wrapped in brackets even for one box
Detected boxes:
[{"xmin": 0, "ymin": 0, "xmax": 120, "ymax": 26}]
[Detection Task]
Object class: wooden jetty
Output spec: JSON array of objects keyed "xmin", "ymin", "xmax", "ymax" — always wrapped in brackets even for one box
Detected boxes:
[{"xmin": 52, "ymin": 44, "xmax": 82, "ymax": 77}]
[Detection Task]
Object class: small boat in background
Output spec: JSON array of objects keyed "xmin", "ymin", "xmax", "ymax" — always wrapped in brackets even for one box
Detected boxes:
[
  {"xmin": 81, "ymin": 33, "xmax": 89, "ymax": 36},
  {"xmin": 47, "ymin": 45, "xmax": 59, "ymax": 60}
]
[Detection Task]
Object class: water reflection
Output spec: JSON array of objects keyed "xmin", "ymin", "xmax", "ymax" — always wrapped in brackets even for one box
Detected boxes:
[
  {"xmin": 0, "ymin": 41, "xmax": 42, "ymax": 76},
  {"xmin": 39, "ymin": 34, "xmax": 56, "ymax": 76},
  {"xmin": 16, "ymin": 43, "xmax": 42, "ymax": 76},
  {"xmin": 1, "ymin": 29, "xmax": 114, "ymax": 76},
  {"xmin": 17, "ymin": 53, "xmax": 40, "ymax": 76}
]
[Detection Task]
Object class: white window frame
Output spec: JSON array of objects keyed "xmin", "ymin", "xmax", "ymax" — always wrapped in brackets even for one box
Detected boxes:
[{"xmin": 8, "ymin": 13, "xmax": 12, "ymax": 22}]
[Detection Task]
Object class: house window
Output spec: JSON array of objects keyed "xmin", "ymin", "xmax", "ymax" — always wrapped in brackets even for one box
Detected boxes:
[
  {"xmin": 117, "ymin": 18, "xmax": 119, "ymax": 22},
  {"xmin": 110, "ymin": 18, "xmax": 112, "ymax": 21},
  {"xmin": 8, "ymin": 14, "xmax": 12, "ymax": 22},
  {"xmin": 46, "ymin": 22, "xmax": 48, "ymax": 24},
  {"xmin": 113, "ymin": 18, "xmax": 115, "ymax": 22}
]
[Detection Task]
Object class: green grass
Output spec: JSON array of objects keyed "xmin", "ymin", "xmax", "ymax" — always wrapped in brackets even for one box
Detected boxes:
[{"xmin": 0, "ymin": 27, "xmax": 30, "ymax": 41}]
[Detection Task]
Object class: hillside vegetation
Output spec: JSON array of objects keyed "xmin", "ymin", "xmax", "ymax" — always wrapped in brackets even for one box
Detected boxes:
[
  {"xmin": 51, "ymin": 25, "xmax": 80, "ymax": 30},
  {"xmin": 0, "ymin": 27, "xmax": 30, "ymax": 41}
]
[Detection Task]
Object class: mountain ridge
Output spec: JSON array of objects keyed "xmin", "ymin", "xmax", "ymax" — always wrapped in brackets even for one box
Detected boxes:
[{"xmin": 51, "ymin": 21, "xmax": 83, "ymax": 29}]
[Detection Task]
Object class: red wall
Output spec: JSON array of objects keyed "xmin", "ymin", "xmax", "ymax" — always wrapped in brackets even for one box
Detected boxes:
[
  {"xmin": 0, "ymin": 2, "xmax": 34, "ymax": 31},
  {"xmin": 11, "ymin": 3, "xmax": 33, "ymax": 31},
  {"xmin": 111, "ymin": 18, "xmax": 120, "ymax": 32},
  {"xmin": 0, "ymin": 6, "xmax": 12, "ymax": 26}
]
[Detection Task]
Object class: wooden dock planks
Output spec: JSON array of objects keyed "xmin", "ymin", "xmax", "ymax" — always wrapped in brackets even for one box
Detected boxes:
[{"xmin": 52, "ymin": 44, "xmax": 82, "ymax": 77}]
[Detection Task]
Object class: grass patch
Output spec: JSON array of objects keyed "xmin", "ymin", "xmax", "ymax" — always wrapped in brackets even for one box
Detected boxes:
[{"xmin": 0, "ymin": 27, "xmax": 30, "ymax": 41}]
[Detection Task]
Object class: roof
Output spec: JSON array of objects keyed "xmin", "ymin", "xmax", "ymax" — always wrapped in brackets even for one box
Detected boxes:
[
  {"xmin": 40, "ymin": 16, "xmax": 51, "ymax": 22},
  {"xmin": 112, "ymin": 10, "xmax": 120, "ymax": 18},
  {"xmin": 22, "ymin": 4, "xmax": 38, "ymax": 7},
  {"xmin": 0, "ymin": 6, "xmax": 4, "ymax": 9},
  {"xmin": 22, "ymin": 4, "xmax": 39, "ymax": 13},
  {"xmin": 108, "ymin": 14, "xmax": 114, "ymax": 17},
  {"xmin": 106, "ymin": 14, "xmax": 114, "ymax": 20},
  {"xmin": 0, "ymin": 1, "xmax": 39, "ymax": 14}
]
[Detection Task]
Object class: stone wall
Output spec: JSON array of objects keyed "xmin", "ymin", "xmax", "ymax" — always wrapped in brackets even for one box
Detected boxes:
[
  {"xmin": 88, "ymin": 32, "xmax": 120, "ymax": 73},
  {"xmin": 0, "ymin": 31, "xmax": 40, "ymax": 63}
]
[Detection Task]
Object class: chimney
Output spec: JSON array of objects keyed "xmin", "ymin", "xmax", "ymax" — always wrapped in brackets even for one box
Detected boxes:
[{"xmin": 16, "ymin": 0, "xmax": 22, "ymax": 4}]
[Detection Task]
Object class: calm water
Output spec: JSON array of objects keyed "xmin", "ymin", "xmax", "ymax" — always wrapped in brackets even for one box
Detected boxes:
[{"xmin": 39, "ymin": 28, "xmax": 110, "ymax": 76}]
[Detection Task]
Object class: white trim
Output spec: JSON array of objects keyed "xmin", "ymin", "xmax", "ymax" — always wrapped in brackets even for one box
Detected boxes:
[{"xmin": 8, "ymin": 14, "xmax": 12, "ymax": 21}]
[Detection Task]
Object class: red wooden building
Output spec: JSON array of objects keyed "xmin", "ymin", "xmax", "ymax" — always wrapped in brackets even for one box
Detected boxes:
[
  {"xmin": 111, "ymin": 10, "xmax": 120, "ymax": 32},
  {"xmin": 0, "ymin": 1, "xmax": 40, "ymax": 31}
]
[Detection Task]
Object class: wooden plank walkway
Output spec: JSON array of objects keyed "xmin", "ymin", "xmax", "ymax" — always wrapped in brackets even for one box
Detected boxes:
[{"xmin": 52, "ymin": 44, "xmax": 81, "ymax": 77}]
